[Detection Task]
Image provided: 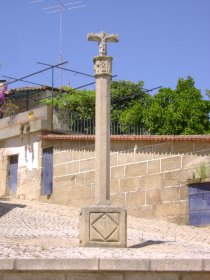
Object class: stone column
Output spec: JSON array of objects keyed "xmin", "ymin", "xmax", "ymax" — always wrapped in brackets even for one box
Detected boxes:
[
  {"xmin": 79, "ymin": 32, "xmax": 127, "ymax": 248},
  {"xmin": 94, "ymin": 55, "xmax": 112, "ymax": 205}
]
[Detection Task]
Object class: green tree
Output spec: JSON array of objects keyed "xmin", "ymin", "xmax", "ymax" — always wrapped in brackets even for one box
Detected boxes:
[
  {"xmin": 44, "ymin": 87, "xmax": 95, "ymax": 118},
  {"xmin": 111, "ymin": 80, "xmax": 145, "ymax": 122},
  {"xmin": 43, "ymin": 77, "xmax": 210, "ymax": 135},
  {"xmin": 142, "ymin": 77, "xmax": 210, "ymax": 135},
  {"xmin": 44, "ymin": 80, "xmax": 146, "ymax": 120}
]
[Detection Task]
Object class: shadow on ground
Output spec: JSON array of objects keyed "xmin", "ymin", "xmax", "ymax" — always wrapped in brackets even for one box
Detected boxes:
[
  {"xmin": 0, "ymin": 197, "xmax": 12, "ymax": 201},
  {"xmin": 129, "ymin": 240, "xmax": 167, "ymax": 248},
  {"xmin": 0, "ymin": 199, "xmax": 26, "ymax": 218}
]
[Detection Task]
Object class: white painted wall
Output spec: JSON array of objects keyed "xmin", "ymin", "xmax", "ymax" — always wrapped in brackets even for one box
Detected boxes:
[{"xmin": 0, "ymin": 132, "xmax": 41, "ymax": 199}]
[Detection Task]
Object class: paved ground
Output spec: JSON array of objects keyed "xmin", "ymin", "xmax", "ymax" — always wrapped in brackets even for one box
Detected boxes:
[{"xmin": 0, "ymin": 197, "xmax": 210, "ymax": 259}]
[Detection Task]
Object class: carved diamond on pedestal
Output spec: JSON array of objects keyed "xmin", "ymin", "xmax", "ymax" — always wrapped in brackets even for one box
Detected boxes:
[
  {"xmin": 79, "ymin": 206, "xmax": 127, "ymax": 247},
  {"xmin": 90, "ymin": 213, "xmax": 119, "ymax": 241}
]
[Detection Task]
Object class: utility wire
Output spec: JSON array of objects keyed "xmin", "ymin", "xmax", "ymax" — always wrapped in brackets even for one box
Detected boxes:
[
  {"xmin": 5, "ymin": 61, "xmax": 68, "ymax": 86},
  {"xmin": 3, "ymin": 75, "xmax": 48, "ymax": 87},
  {"xmin": 37, "ymin": 62, "xmax": 94, "ymax": 78}
]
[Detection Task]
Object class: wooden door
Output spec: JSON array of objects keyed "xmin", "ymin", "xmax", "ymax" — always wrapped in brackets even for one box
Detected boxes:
[
  {"xmin": 189, "ymin": 183, "xmax": 210, "ymax": 226},
  {"xmin": 42, "ymin": 147, "xmax": 53, "ymax": 195}
]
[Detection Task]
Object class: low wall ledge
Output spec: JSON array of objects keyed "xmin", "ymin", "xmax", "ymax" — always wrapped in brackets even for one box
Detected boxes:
[{"xmin": 0, "ymin": 258, "xmax": 209, "ymax": 272}]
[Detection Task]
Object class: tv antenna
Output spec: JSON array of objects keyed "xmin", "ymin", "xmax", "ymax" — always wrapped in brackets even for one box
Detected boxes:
[{"xmin": 31, "ymin": 0, "xmax": 86, "ymax": 87}]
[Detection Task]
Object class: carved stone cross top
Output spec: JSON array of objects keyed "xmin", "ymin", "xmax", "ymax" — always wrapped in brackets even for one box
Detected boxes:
[{"xmin": 87, "ymin": 31, "xmax": 119, "ymax": 56}]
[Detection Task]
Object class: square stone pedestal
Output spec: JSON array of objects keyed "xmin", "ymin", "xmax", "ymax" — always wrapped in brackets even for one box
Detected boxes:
[{"xmin": 79, "ymin": 206, "xmax": 127, "ymax": 247}]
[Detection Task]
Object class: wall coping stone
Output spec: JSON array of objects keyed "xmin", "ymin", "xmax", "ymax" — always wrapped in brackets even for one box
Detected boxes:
[
  {"xmin": 187, "ymin": 178, "xmax": 210, "ymax": 185},
  {"xmin": 0, "ymin": 258, "xmax": 209, "ymax": 272},
  {"xmin": 40, "ymin": 134, "xmax": 210, "ymax": 142}
]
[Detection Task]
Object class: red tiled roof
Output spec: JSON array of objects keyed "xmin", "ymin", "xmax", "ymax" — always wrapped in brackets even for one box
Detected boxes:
[
  {"xmin": 6, "ymin": 86, "xmax": 53, "ymax": 94},
  {"xmin": 40, "ymin": 134, "xmax": 210, "ymax": 142}
]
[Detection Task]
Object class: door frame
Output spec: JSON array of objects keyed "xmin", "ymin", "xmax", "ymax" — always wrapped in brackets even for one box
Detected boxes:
[{"xmin": 7, "ymin": 154, "xmax": 19, "ymax": 196}]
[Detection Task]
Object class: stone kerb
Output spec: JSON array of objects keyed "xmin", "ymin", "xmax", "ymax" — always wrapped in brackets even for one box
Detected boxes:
[{"xmin": 0, "ymin": 257, "xmax": 210, "ymax": 272}]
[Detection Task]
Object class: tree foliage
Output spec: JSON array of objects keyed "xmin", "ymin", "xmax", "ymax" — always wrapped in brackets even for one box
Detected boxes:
[
  {"xmin": 143, "ymin": 77, "xmax": 210, "ymax": 135},
  {"xmin": 111, "ymin": 80, "xmax": 145, "ymax": 121},
  {"xmin": 44, "ymin": 87, "xmax": 95, "ymax": 118},
  {"xmin": 44, "ymin": 80, "xmax": 145, "ymax": 119},
  {"xmin": 43, "ymin": 77, "xmax": 210, "ymax": 135},
  {"xmin": 0, "ymin": 98, "xmax": 19, "ymax": 117}
]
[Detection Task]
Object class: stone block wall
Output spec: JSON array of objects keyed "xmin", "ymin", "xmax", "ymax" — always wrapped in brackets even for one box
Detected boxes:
[
  {"xmin": 41, "ymin": 138, "xmax": 210, "ymax": 224},
  {"xmin": 0, "ymin": 271, "xmax": 209, "ymax": 280},
  {"xmin": 41, "ymin": 139, "xmax": 95, "ymax": 207}
]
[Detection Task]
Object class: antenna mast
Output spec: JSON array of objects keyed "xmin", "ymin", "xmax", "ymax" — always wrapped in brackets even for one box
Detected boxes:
[{"xmin": 31, "ymin": 0, "xmax": 86, "ymax": 88}]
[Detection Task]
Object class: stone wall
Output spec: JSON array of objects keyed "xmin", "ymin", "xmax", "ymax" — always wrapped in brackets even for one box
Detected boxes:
[
  {"xmin": 0, "ymin": 258, "xmax": 209, "ymax": 280},
  {"xmin": 0, "ymin": 106, "xmax": 52, "ymax": 141},
  {"xmin": 41, "ymin": 138, "xmax": 210, "ymax": 224},
  {"xmin": 0, "ymin": 271, "xmax": 209, "ymax": 280}
]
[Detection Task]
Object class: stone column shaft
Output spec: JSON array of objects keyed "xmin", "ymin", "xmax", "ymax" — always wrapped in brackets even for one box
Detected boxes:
[
  {"xmin": 95, "ymin": 75, "xmax": 111, "ymax": 205},
  {"xmin": 94, "ymin": 55, "xmax": 112, "ymax": 205}
]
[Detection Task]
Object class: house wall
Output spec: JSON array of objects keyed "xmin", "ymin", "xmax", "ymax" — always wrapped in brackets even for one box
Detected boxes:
[
  {"xmin": 0, "ymin": 106, "xmax": 53, "ymax": 200},
  {"xmin": 0, "ymin": 132, "xmax": 42, "ymax": 200},
  {"xmin": 41, "ymin": 138, "xmax": 210, "ymax": 224},
  {"xmin": 12, "ymin": 90, "xmax": 52, "ymax": 114}
]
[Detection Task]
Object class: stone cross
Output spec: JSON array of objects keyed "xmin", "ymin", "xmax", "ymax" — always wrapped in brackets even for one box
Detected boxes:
[
  {"xmin": 79, "ymin": 32, "xmax": 127, "ymax": 248},
  {"xmin": 87, "ymin": 31, "xmax": 119, "ymax": 56},
  {"xmin": 87, "ymin": 31, "xmax": 119, "ymax": 205}
]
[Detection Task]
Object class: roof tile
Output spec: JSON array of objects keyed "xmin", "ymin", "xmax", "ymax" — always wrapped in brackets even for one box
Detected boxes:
[{"xmin": 40, "ymin": 134, "xmax": 210, "ymax": 142}]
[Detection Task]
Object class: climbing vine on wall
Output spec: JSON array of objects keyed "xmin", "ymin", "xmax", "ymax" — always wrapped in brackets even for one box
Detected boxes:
[{"xmin": 0, "ymin": 98, "xmax": 19, "ymax": 117}]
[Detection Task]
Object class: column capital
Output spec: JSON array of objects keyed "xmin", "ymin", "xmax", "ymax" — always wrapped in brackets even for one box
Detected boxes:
[{"xmin": 93, "ymin": 56, "xmax": 113, "ymax": 77}]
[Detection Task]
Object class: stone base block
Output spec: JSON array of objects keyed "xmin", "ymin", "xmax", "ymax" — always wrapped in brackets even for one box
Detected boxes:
[{"xmin": 79, "ymin": 206, "xmax": 127, "ymax": 247}]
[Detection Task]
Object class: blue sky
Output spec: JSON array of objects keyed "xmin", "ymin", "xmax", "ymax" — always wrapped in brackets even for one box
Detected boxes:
[{"xmin": 0, "ymin": 0, "xmax": 210, "ymax": 95}]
